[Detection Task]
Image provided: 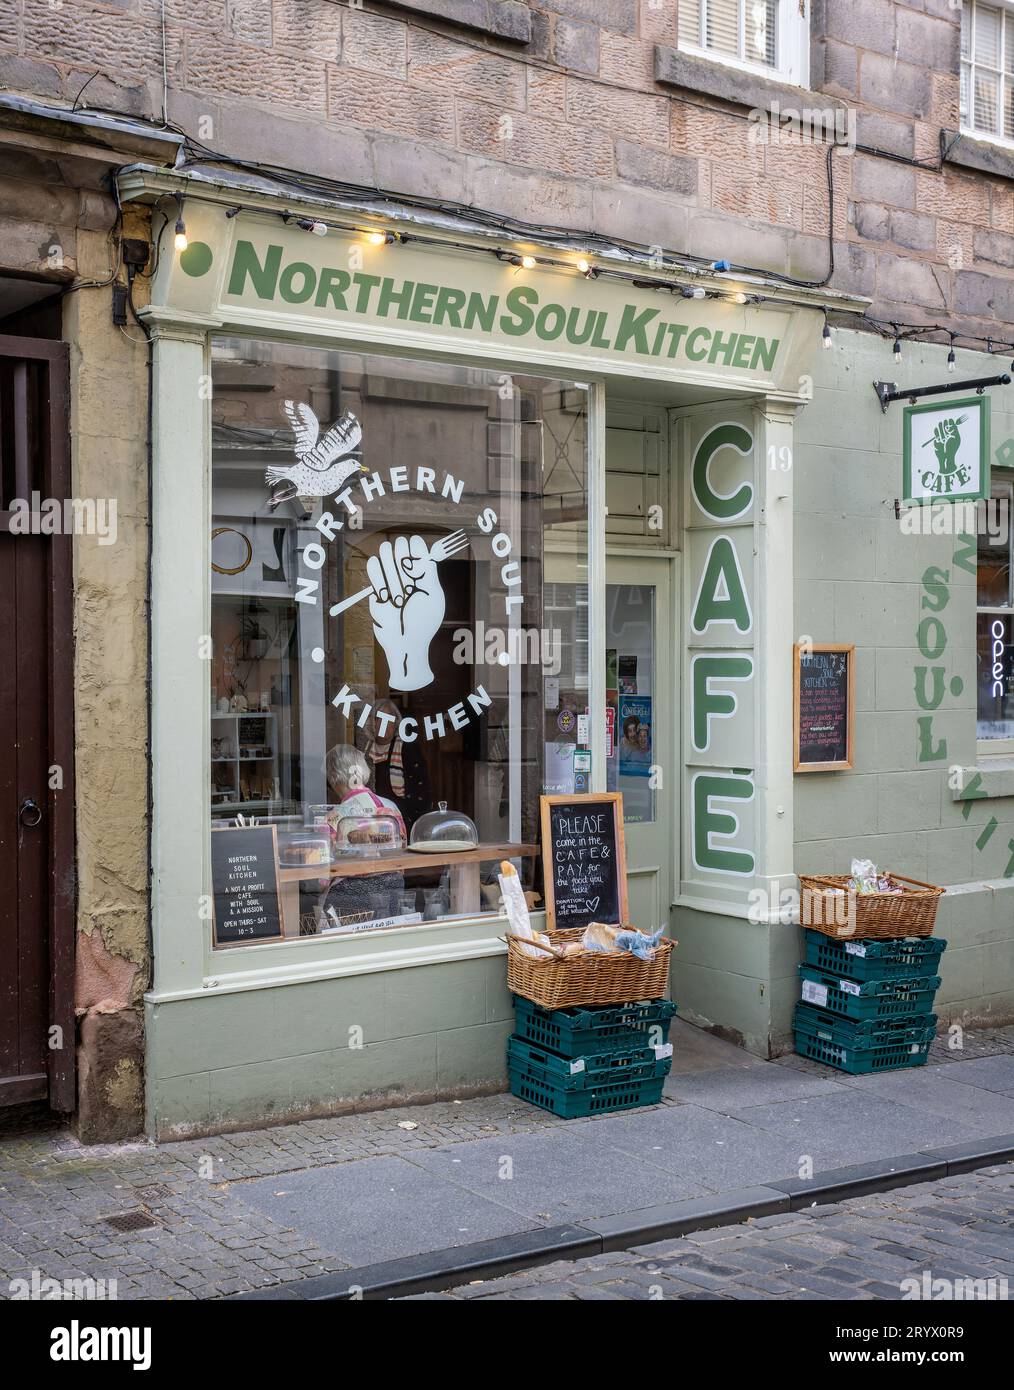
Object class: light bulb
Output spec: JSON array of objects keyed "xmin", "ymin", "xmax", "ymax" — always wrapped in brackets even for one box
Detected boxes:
[
  {"xmin": 893, "ymin": 339, "xmax": 902, "ymax": 364},
  {"xmin": 710, "ymin": 259, "xmax": 731, "ymax": 272},
  {"xmin": 520, "ymin": 255, "xmax": 537, "ymax": 270},
  {"xmin": 174, "ymin": 218, "xmax": 188, "ymax": 252},
  {"xmin": 577, "ymin": 257, "xmax": 592, "ymax": 275},
  {"xmin": 365, "ymin": 230, "xmax": 394, "ymax": 246},
  {"xmin": 947, "ymin": 346, "xmax": 956, "ymax": 372},
  {"xmin": 682, "ymin": 286, "xmax": 707, "ymax": 299},
  {"xmin": 726, "ymin": 291, "xmax": 748, "ymax": 305},
  {"xmin": 822, "ymin": 323, "xmax": 832, "ymax": 349}
]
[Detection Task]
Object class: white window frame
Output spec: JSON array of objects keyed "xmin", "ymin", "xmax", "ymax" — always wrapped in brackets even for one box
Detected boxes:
[
  {"xmin": 678, "ymin": 0, "xmax": 810, "ymax": 89},
  {"xmin": 961, "ymin": 0, "xmax": 1014, "ymax": 148}
]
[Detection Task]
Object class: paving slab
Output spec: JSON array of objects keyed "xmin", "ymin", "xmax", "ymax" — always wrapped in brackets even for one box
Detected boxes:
[
  {"xmin": 233, "ymin": 1155, "xmax": 536, "ymax": 1266},
  {"xmin": 923, "ymin": 1055, "xmax": 1014, "ymax": 1098},
  {"xmin": 727, "ymin": 1089, "xmax": 980, "ymax": 1165},
  {"xmin": 404, "ymin": 1127, "xmax": 711, "ymax": 1224},
  {"xmin": 665, "ymin": 1020, "xmax": 769, "ymax": 1075},
  {"xmin": 664, "ymin": 1063, "xmax": 842, "ymax": 1112},
  {"xmin": 842, "ymin": 1068, "xmax": 1014, "ymax": 1132},
  {"xmin": 579, "ymin": 1103, "xmax": 833, "ymax": 1191}
]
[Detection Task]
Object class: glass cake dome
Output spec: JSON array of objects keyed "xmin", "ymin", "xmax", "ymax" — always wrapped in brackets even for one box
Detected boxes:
[
  {"xmin": 409, "ymin": 801, "xmax": 478, "ymax": 853},
  {"xmin": 331, "ymin": 812, "xmax": 405, "ymax": 858}
]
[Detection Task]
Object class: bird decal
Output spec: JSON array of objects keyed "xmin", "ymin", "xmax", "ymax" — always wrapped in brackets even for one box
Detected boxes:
[{"xmin": 266, "ymin": 401, "xmax": 367, "ymax": 509}]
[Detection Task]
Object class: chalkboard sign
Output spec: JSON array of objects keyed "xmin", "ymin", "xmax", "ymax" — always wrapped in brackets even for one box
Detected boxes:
[
  {"xmin": 540, "ymin": 793, "xmax": 628, "ymax": 932},
  {"xmin": 211, "ymin": 825, "xmax": 284, "ymax": 946},
  {"xmin": 794, "ymin": 644, "xmax": 854, "ymax": 772}
]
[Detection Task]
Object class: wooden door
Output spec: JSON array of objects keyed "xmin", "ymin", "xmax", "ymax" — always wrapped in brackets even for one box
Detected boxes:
[{"xmin": 0, "ymin": 337, "xmax": 74, "ymax": 1110}]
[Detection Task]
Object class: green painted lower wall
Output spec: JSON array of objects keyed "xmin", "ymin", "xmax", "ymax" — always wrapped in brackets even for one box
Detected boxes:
[
  {"xmin": 146, "ymin": 955, "xmax": 514, "ymax": 1139},
  {"xmin": 670, "ymin": 883, "xmax": 1014, "ymax": 1063},
  {"xmin": 147, "ymin": 886, "xmax": 1014, "ymax": 1138}
]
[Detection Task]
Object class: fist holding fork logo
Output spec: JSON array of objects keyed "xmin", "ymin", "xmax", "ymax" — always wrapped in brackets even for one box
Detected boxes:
[{"xmin": 330, "ymin": 530, "xmax": 469, "ymax": 691}]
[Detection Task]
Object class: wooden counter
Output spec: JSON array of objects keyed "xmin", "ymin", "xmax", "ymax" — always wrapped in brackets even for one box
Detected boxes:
[{"xmin": 278, "ymin": 842, "xmax": 539, "ymax": 934}]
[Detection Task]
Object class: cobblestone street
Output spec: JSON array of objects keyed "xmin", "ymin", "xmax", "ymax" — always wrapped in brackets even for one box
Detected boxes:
[{"xmin": 413, "ymin": 1165, "xmax": 1014, "ymax": 1301}]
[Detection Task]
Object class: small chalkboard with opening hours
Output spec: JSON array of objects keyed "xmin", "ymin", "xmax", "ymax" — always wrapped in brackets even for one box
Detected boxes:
[
  {"xmin": 211, "ymin": 824, "xmax": 284, "ymax": 946},
  {"xmin": 540, "ymin": 793, "xmax": 628, "ymax": 933},
  {"xmin": 794, "ymin": 644, "xmax": 854, "ymax": 772}
]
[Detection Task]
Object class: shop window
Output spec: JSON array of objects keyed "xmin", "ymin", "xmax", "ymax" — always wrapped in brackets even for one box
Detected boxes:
[
  {"xmin": 961, "ymin": 0, "xmax": 1014, "ymax": 144},
  {"xmin": 976, "ymin": 476, "xmax": 1014, "ymax": 748},
  {"xmin": 209, "ymin": 339, "xmax": 588, "ymax": 943},
  {"xmin": 677, "ymin": 0, "xmax": 808, "ymax": 86}
]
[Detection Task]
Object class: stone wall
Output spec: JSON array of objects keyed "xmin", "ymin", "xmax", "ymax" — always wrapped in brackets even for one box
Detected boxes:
[
  {"xmin": 2, "ymin": 1, "xmax": 1012, "ymax": 337},
  {"xmin": 0, "ymin": 131, "xmax": 152, "ymax": 1139}
]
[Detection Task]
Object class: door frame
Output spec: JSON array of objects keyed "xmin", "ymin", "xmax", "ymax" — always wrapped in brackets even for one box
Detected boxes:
[
  {"xmin": 604, "ymin": 549, "xmax": 679, "ymax": 924},
  {"xmin": 0, "ymin": 334, "xmax": 75, "ymax": 1111}
]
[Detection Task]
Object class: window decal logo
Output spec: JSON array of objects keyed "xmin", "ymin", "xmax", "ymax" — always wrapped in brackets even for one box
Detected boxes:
[
  {"xmin": 330, "ymin": 531, "xmax": 469, "ymax": 692},
  {"xmin": 284, "ymin": 401, "xmax": 525, "ymax": 741},
  {"xmin": 266, "ymin": 400, "xmax": 366, "ymax": 509}
]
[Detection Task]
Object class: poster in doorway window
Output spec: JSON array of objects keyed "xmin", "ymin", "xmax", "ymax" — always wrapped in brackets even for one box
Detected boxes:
[{"xmin": 618, "ymin": 695, "xmax": 652, "ymax": 777}]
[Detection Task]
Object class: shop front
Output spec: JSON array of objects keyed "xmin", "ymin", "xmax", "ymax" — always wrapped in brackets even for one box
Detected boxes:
[{"xmin": 122, "ymin": 164, "xmax": 867, "ymax": 1137}]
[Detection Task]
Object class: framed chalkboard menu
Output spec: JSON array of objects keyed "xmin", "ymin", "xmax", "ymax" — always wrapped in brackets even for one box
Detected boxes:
[
  {"xmin": 211, "ymin": 825, "xmax": 284, "ymax": 946},
  {"xmin": 794, "ymin": 644, "xmax": 854, "ymax": 773},
  {"xmin": 540, "ymin": 793, "xmax": 629, "ymax": 932}
]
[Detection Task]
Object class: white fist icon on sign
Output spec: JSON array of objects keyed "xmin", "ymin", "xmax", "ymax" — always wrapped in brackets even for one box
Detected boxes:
[{"xmin": 330, "ymin": 530, "xmax": 469, "ymax": 691}]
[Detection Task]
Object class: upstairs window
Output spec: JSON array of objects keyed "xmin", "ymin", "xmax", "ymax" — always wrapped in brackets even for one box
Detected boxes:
[
  {"xmin": 961, "ymin": 0, "xmax": 1014, "ymax": 143},
  {"xmin": 678, "ymin": 0, "xmax": 808, "ymax": 86}
]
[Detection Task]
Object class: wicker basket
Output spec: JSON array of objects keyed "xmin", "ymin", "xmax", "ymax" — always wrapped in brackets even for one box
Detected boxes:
[
  {"xmin": 505, "ymin": 927, "xmax": 674, "ymax": 1009},
  {"xmin": 798, "ymin": 872, "xmax": 944, "ymax": 940}
]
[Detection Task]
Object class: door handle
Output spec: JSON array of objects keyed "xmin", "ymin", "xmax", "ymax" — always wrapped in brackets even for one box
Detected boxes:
[{"xmin": 18, "ymin": 797, "xmax": 43, "ymax": 828}]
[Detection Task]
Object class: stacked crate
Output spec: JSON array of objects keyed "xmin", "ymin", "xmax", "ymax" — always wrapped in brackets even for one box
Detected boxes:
[
  {"xmin": 507, "ymin": 997, "xmax": 677, "ymax": 1117},
  {"xmin": 794, "ymin": 929, "xmax": 946, "ymax": 1074}
]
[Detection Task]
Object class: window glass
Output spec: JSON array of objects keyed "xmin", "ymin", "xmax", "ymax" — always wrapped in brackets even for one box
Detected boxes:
[
  {"xmin": 977, "ymin": 479, "xmax": 1014, "ymax": 739},
  {"xmin": 681, "ymin": 0, "xmax": 780, "ymax": 72},
  {"xmin": 962, "ymin": 1, "xmax": 1014, "ymax": 141},
  {"xmin": 977, "ymin": 613, "xmax": 1014, "ymax": 739},
  {"xmin": 210, "ymin": 339, "xmax": 588, "ymax": 943}
]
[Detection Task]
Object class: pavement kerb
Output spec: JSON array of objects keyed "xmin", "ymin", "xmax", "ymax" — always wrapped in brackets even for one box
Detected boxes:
[{"xmin": 229, "ymin": 1135, "xmax": 1014, "ymax": 1301}]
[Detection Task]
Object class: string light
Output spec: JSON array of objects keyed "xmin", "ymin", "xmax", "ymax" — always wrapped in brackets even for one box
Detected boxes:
[
  {"xmin": 234, "ymin": 202, "xmax": 1014, "ymax": 361},
  {"xmin": 173, "ymin": 194, "xmax": 188, "ymax": 252}
]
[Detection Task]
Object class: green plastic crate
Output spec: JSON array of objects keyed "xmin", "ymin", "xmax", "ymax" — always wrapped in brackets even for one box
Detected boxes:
[
  {"xmin": 794, "ymin": 1006, "xmax": 934, "ymax": 1074},
  {"xmin": 803, "ymin": 929, "xmax": 947, "ymax": 982},
  {"xmin": 798, "ymin": 964, "xmax": 940, "ymax": 1020},
  {"xmin": 511, "ymin": 995, "xmax": 676, "ymax": 1058},
  {"xmin": 794, "ymin": 1003, "xmax": 937, "ymax": 1049},
  {"xmin": 507, "ymin": 1035, "xmax": 671, "ymax": 1092},
  {"xmin": 508, "ymin": 1066, "xmax": 667, "ymax": 1118}
]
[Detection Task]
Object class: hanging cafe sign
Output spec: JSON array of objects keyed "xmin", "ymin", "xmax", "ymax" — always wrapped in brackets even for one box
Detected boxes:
[
  {"xmin": 166, "ymin": 216, "xmax": 799, "ymax": 384},
  {"xmin": 902, "ymin": 395, "xmax": 990, "ymax": 505}
]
